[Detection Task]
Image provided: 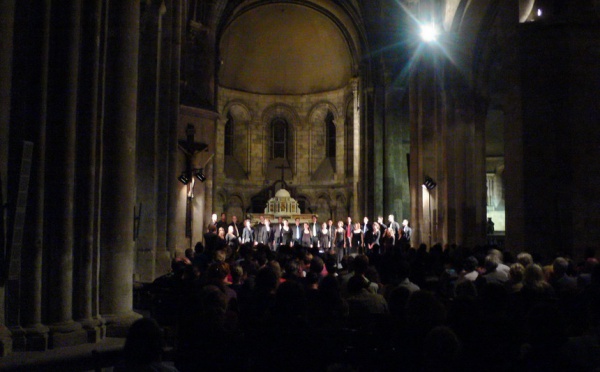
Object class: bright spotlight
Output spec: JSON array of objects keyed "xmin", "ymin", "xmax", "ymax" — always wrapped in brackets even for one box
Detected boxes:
[{"xmin": 420, "ymin": 24, "xmax": 439, "ymax": 43}]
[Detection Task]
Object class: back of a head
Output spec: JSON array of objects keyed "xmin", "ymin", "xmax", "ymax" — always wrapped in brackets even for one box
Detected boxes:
[
  {"xmin": 268, "ymin": 260, "xmax": 283, "ymax": 279},
  {"xmin": 423, "ymin": 326, "xmax": 462, "ymax": 368},
  {"xmin": 455, "ymin": 280, "xmax": 477, "ymax": 298},
  {"xmin": 199, "ymin": 284, "xmax": 228, "ymax": 319},
  {"xmin": 552, "ymin": 257, "xmax": 569, "ymax": 277},
  {"xmin": 347, "ymin": 275, "xmax": 368, "ymax": 295},
  {"xmin": 388, "ymin": 285, "xmax": 411, "ymax": 316},
  {"xmin": 488, "ymin": 248, "xmax": 503, "ymax": 262},
  {"xmin": 341, "ymin": 255, "xmax": 354, "ymax": 271},
  {"xmin": 592, "ymin": 262, "xmax": 600, "ymax": 286},
  {"xmin": 509, "ymin": 262, "xmax": 525, "ymax": 283},
  {"xmin": 517, "ymin": 252, "xmax": 533, "ymax": 267},
  {"xmin": 353, "ymin": 254, "xmax": 369, "ymax": 275},
  {"xmin": 255, "ymin": 266, "xmax": 279, "ymax": 293},
  {"xmin": 524, "ymin": 264, "xmax": 545, "ymax": 287},
  {"xmin": 185, "ymin": 248, "xmax": 195, "ymax": 261},
  {"xmin": 406, "ymin": 290, "xmax": 446, "ymax": 330},
  {"xmin": 464, "ymin": 256, "xmax": 478, "ymax": 272},
  {"xmin": 230, "ymin": 264, "xmax": 244, "ymax": 284},
  {"xmin": 207, "ymin": 261, "xmax": 230, "ymax": 281},
  {"xmin": 319, "ymin": 274, "xmax": 342, "ymax": 298},
  {"xmin": 275, "ymin": 280, "xmax": 307, "ymax": 318},
  {"xmin": 484, "ymin": 254, "xmax": 499, "ymax": 273},
  {"xmin": 584, "ymin": 257, "xmax": 599, "ymax": 273},
  {"xmin": 123, "ymin": 318, "xmax": 164, "ymax": 363},
  {"xmin": 397, "ymin": 260, "xmax": 411, "ymax": 281},
  {"xmin": 310, "ymin": 256, "xmax": 324, "ymax": 275}
]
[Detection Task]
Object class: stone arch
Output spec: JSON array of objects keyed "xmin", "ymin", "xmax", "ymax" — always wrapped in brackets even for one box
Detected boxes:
[
  {"xmin": 296, "ymin": 194, "xmax": 311, "ymax": 214},
  {"xmin": 308, "ymin": 101, "xmax": 340, "ymax": 178},
  {"xmin": 307, "ymin": 101, "xmax": 340, "ymax": 127},
  {"xmin": 222, "ymin": 101, "xmax": 252, "ymax": 179},
  {"xmin": 223, "ymin": 100, "xmax": 253, "ymax": 122}
]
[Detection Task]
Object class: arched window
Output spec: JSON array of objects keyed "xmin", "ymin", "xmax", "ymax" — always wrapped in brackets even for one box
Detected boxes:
[
  {"xmin": 326, "ymin": 111, "xmax": 336, "ymax": 158},
  {"xmin": 224, "ymin": 113, "xmax": 234, "ymax": 156},
  {"xmin": 272, "ymin": 118, "xmax": 287, "ymax": 159}
]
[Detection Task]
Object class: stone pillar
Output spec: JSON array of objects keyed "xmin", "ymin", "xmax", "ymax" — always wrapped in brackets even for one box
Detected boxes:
[
  {"xmin": 374, "ymin": 81, "xmax": 388, "ymax": 215},
  {"xmin": 74, "ymin": 0, "xmax": 104, "ymax": 341},
  {"xmin": 409, "ymin": 52, "xmax": 435, "ymax": 247},
  {"xmin": 351, "ymin": 78, "xmax": 361, "ymax": 219},
  {"xmin": 45, "ymin": 0, "xmax": 87, "ymax": 348},
  {"xmin": 136, "ymin": 1, "xmax": 167, "ymax": 283},
  {"xmin": 383, "ymin": 71, "xmax": 410, "ymax": 219},
  {"xmin": 167, "ymin": 0, "xmax": 183, "ymax": 257},
  {"xmin": 99, "ymin": 0, "xmax": 142, "ymax": 336},
  {"xmin": 503, "ymin": 3, "xmax": 526, "ymax": 252},
  {"xmin": 155, "ymin": 0, "xmax": 171, "ymax": 277},
  {"xmin": 19, "ymin": 0, "xmax": 51, "ymax": 351},
  {"xmin": 0, "ymin": 0, "xmax": 16, "ymax": 356}
]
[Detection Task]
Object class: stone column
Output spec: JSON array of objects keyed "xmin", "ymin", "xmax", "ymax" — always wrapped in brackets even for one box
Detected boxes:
[
  {"xmin": 136, "ymin": 1, "xmax": 165, "ymax": 283},
  {"xmin": 19, "ymin": 0, "xmax": 51, "ymax": 351},
  {"xmin": 44, "ymin": 0, "xmax": 88, "ymax": 348},
  {"xmin": 99, "ymin": 0, "xmax": 142, "ymax": 336},
  {"xmin": 409, "ymin": 53, "xmax": 434, "ymax": 247},
  {"xmin": 351, "ymin": 78, "xmax": 361, "ymax": 219},
  {"xmin": 74, "ymin": 0, "xmax": 104, "ymax": 341},
  {"xmin": 502, "ymin": 3, "xmax": 526, "ymax": 252},
  {"xmin": 0, "ymin": 0, "xmax": 16, "ymax": 356},
  {"xmin": 155, "ymin": 0, "xmax": 171, "ymax": 277},
  {"xmin": 166, "ymin": 0, "xmax": 182, "ymax": 257}
]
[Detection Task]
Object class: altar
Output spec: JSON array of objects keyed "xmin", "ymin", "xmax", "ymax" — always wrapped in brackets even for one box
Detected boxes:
[{"xmin": 247, "ymin": 188, "xmax": 315, "ymax": 224}]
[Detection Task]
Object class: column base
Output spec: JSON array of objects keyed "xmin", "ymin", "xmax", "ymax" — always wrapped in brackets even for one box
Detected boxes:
[
  {"xmin": 0, "ymin": 325, "xmax": 13, "ymax": 356},
  {"xmin": 7, "ymin": 326, "xmax": 25, "ymax": 351},
  {"xmin": 47, "ymin": 320, "xmax": 88, "ymax": 348},
  {"xmin": 103, "ymin": 312, "xmax": 142, "ymax": 338},
  {"xmin": 78, "ymin": 317, "xmax": 106, "ymax": 343},
  {"xmin": 23, "ymin": 323, "xmax": 49, "ymax": 351}
]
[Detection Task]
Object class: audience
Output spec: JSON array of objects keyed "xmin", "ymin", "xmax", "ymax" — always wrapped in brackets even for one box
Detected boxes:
[{"xmin": 141, "ymin": 236, "xmax": 600, "ymax": 372}]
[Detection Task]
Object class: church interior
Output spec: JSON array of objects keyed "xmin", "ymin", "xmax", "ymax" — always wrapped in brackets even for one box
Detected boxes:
[{"xmin": 1, "ymin": 0, "xmax": 600, "ymax": 366}]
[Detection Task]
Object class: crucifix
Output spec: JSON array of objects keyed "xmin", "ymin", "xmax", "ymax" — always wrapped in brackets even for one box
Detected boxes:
[{"xmin": 178, "ymin": 124, "xmax": 208, "ymax": 240}]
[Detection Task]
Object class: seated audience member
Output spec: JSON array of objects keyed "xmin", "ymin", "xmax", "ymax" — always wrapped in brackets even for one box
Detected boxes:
[
  {"xmin": 550, "ymin": 257, "xmax": 577, "ymax": 295},
  {"xmin": 517, "ymin": 251, "xmax": 534, "ymax": 268},
  {"xmin": 422, "ymin": 326, "xmax": 463, "ymax": 372},
  {"xmin": 480, "ymin": 254, "xmax": 509, "ymax": 286},
  {"xmin": 517, "ymin": 264, "xmax": 556, "ymax": 312},
  {"xmin": 505, "ymin": 262, "xmax": 525, "ymax": 294},
  {"xmin": 176, "ymin": 285, "xmax": 242, "ymax": 371},
  {"xmin": 346, "ymin": 254, "xmax": 379, "ymax": 295},
  {"xmin": 309, "ymin": 274, "xmax": 349, "ymax": 329},
  {"xmin": 577, "ymin": 257, "xmax": 598, "ymax": 290},
  {"xmin": 346, "ymin": 275, "xmax": 388, "ymax": 318},
  {"xmin": 487, "ymin": 248, "xmax": 510, "ymax": 277},
  {"xmin": 205, "ymin": 261, "xmax": 238, "ymax": 311},
  {"xmin": 396, "ymin": 260, "xmax": 420, "ymax": 294},
  {"xmin": 457, "ymin": 256, "xmax": 479, "ymax": 284},
  {"xmin": 115, "ymin": 318, "xmax": 178, "ymax": 372}
]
